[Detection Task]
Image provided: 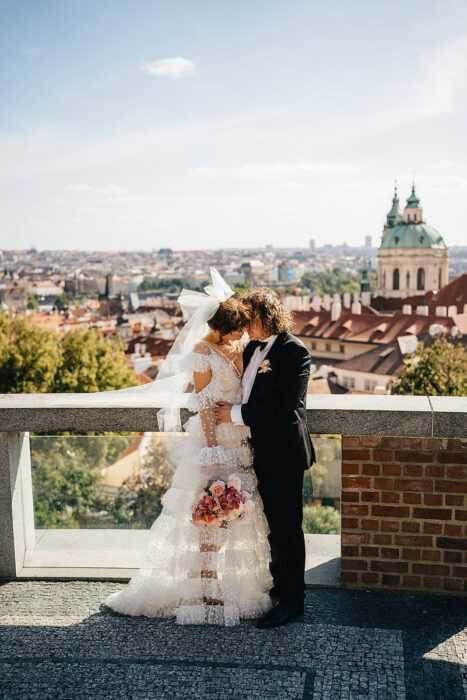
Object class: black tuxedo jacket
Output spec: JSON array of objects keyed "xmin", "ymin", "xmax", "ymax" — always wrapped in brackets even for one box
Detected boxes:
[{"xmin": 240, "ymin": 332, "xmax": 315, "ymax": 472}]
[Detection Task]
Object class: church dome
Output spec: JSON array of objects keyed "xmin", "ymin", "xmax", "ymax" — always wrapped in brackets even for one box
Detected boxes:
[{"xmin": 380, "ymin": 222, "xmax": 447, "ymax": 250}]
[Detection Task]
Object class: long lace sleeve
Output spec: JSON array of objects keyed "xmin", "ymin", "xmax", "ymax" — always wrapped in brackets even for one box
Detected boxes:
[{"xmin": 191, "ymin": 343, "xmax": 218, "ymax": 448}]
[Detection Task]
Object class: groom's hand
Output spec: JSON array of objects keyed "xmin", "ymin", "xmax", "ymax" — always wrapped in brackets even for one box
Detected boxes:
[{"xmin": 214, "ymin": 402, "xmax": 233, "ymax": 425}]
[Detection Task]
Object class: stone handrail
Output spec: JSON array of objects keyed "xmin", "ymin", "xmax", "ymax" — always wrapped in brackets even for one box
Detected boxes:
[
  {"xmin": 0, "ymin": 392, "xmax": 465, "ymax": 581},
  {"xmin": 0, "ymin": 393, "xmax": 465, "ymax": 437}
]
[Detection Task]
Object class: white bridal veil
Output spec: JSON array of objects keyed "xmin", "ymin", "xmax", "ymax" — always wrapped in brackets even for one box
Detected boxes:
[{"xmin": 114, "ymin": 267, "xmax": 234, "ymax": 432}]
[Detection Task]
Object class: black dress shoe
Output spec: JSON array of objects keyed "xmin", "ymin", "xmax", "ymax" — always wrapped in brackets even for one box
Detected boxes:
[
  {"xmin": 256, "ymin": 601, "xmax": 304, "ymax": 629},
  {"xmin": 269, "ymin": 587, "xmax": 280, "ymax": 605}
]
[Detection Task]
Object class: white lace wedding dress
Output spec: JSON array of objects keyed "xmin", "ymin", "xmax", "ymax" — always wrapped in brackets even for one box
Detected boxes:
[{"xmin": 105, "ymin": 340, "xmax": 272, "ymax": 626}]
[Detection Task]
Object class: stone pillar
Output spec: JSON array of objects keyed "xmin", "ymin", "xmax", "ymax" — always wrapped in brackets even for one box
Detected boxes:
[
  {"xmin": 0, "ymin": 432, "xmax": 35, "ymax": 579},
  {"xmin": 340, "ymin": 435, "xmax": 467, "ymax": 594}
]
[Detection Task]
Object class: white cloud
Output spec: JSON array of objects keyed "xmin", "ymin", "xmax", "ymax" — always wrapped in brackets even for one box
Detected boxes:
[
  {"xmin": 425, "ymin": 160, "xmax": 456, "ymax": 170},
  {"xmin": 414, "ymin": 33, "xmax": 467, "ymax": 115},
  {"xmin": 107, "ymin": 195, "xmax": 147, "ymax": 203},
  {"xmin": 193, "ymin": 161, "xmax": 359, "ymax": 180},
  {"xmin": 66, "ymin": 184, "xmax": 127, "ymax": 195},
  {"xmin": 139, "ymin": 57, "xmax": 196, "ymax": 79},
  {"xmin": 66, "ymin": 183, "xmax": 93, "ymax": 192},
  {"xmin": 335, "ymin": 33, "xmax": 467, "ymax": 134},
  {"xmin": 398, "ymin": 172, "xmax": 467, "ymax": 193}
]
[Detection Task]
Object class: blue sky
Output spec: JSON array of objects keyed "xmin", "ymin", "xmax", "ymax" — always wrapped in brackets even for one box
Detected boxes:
[{"xmin": 1, "ymin": 0, "xmax": 467, "ymax": 250}]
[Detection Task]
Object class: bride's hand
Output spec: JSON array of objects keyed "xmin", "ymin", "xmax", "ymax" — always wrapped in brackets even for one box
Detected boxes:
[{"xmin": 214, "ymin": 402, "xmax": 233, "ymax": 425}]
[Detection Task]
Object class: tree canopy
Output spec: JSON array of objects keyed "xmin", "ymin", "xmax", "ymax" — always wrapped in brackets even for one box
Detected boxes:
[
  {"xmin": 0, "ymin": 314, "xmax": 137, "ymax": 393},
  {"xmin": 301, "ymin": 267, "xmax": 376, "ymax": 296},
  {"xmin": 138, "ymin": 278, "xmax": 204, "ymax": 293},
  {"xmin": 389, "ymin": 335, "xmax": 467, "ymax": 396},
  {"xmin": 0, "ymin": 312, "xmax": 142, "ymax": 528}
]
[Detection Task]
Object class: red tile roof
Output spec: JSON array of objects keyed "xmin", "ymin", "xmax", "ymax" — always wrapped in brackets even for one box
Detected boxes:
[
  {"xmin": 126, "ymin": 336, "xmax": 175, "ymax": 359},
  {"xmin": 428, "ymin": 274, "xmax": 467, "ymax": 314},
  {"xmin": 293, "ymin": 309, "xmax": 456, "ymax": 345}
]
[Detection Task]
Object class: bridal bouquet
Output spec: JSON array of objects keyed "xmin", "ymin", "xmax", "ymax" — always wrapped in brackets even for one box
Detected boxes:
[{"xmin": 191, "ymin": 474, "xmax": 255, "ymax": 527}]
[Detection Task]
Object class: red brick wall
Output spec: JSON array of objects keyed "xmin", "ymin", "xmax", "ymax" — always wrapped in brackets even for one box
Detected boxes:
[{"xmin": 340, "ymin": 436, "xmax": 467, "ymax": 594}]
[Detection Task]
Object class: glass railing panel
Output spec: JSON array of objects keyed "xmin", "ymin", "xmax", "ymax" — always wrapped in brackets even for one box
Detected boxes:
[
  {"xmin": 303, "ymin": 435, "xmax": 341, "ymax": 535},
  {"xmin": 30, "ymin": 432, "xmax": 184, "ymax": 531}
]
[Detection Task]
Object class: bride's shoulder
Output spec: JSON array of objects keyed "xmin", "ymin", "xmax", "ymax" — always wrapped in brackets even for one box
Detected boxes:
[
  {"xmin": 180, "ymin": 339, "xmax": 212, "ymax": 374},
  {"xmin": 194, "ymin": 338, "xmax": 212, "ymax": 355}
]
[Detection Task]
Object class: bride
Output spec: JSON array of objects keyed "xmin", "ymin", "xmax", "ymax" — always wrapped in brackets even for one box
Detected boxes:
[{"xmin": 105, "ymin": 268, "xmax": 272, "ymax": 626}]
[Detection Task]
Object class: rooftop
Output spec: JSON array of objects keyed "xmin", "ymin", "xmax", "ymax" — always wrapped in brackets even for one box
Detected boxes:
[
  {"xmin": 293, "ymin": 309, "xmax": 459, "ymax": 345},
  {"xmin": 380, "ymin": 222, "xmax": 447, "ymax": 250}
]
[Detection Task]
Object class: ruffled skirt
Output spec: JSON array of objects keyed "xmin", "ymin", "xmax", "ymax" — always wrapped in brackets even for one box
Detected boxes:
[{"xmin": 105, "ymin": 415, "xmax": 273, "ymax": 626}]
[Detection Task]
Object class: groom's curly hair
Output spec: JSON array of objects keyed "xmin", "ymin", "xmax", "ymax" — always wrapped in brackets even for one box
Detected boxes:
[{"xmin": 240, "ymin": 287, "xmax": 294, "ymax": 335}]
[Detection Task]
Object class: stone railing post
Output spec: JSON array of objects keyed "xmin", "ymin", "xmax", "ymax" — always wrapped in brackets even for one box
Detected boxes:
[{"xmin": 0, "ymin": 432, "xmax": 35, "ymax": 578}]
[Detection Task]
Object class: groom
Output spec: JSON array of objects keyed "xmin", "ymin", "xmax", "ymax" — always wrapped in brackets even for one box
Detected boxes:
[{"xmin": 214, "ymin": 288, "xmax": 315, "ymax": 629}]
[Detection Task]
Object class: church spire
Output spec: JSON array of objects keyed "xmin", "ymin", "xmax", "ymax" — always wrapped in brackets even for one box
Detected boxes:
[
  {"xmin": 405, "ymin": 182, "xmax": 420, "ymax": 209},
  {"xmin": 385, "ymin": 181, "xmax": 402, "ymax": 230},
  {"xmin": 403, "ymin": 181, "xmax": 423, "ymax": 223}
]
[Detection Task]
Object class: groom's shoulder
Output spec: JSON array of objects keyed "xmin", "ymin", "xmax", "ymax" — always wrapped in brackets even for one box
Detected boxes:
[{"xmin": 282, "ymin": 332, "xmax": 310, "ymax": 356}]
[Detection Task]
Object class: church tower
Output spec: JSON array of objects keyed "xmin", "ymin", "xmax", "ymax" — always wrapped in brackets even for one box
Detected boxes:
[{"xmin": 377, "ymin": 184, "xmax": 449, "ymax": 299}]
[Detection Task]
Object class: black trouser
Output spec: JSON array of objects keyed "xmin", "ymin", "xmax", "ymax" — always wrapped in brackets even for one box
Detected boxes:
[{"xmin": 256, "ymin": 464, "xmax": 305, "ymax": 607}]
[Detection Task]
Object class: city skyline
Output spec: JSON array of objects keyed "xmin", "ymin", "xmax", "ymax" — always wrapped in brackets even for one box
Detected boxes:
[{"xmin": 1, "ymin": 0, "xmax": 467, "ymax": 250}]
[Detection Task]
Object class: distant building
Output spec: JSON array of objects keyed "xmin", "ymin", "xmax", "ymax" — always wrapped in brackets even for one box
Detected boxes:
[
  {"xmin": 309, "ymin": 239, "xmax": 316, "ymax": 255},
  {"xmin": 365, "ymin": 236, "xmax": 372, "ymax": 249},
  {"xmin": 377, "ymin": 184, "xmax": 449, "ymax": 298},
  {"xmin": 0, "ymin": 284, "xmax": 27, "ymax": 311},
  {"xmin": 99, "ymin": 271, "xmax": 123, "ymax": 317}
]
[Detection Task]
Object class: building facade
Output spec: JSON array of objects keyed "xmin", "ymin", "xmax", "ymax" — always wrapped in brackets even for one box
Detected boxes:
[{"xmin": 377, "ymin": 185, "xmax": 449, "ymax": 298}]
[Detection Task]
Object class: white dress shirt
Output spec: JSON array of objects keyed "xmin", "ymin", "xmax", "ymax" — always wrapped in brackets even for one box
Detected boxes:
[{"xmin": 231, "ymin": 335, "xmax": 278, "ymax": 425}]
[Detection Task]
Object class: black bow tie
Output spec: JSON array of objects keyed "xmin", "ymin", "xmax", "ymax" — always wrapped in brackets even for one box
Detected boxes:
[{"xmin": 251, "ymin": 340, "xmax": 268, "ymax": 351}]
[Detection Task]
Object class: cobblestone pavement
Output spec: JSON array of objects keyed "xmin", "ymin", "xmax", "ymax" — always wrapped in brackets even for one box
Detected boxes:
[{"xmin": 0, "ymin": 581, "xmax": 466, "ymax": 699}]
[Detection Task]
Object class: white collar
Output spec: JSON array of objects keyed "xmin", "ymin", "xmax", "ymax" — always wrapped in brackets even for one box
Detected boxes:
[{"xmin": 261, "ymin": 334, "xmax": 277, "ymax": 347}]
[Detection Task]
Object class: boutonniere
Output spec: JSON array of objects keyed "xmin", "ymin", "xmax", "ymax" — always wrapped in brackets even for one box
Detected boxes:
[{"xmin": 258, "ymin": 359, "xmax": 271, "ymax": 374}]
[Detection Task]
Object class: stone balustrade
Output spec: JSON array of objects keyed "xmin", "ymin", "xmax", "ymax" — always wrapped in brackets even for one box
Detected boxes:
[{"xmin": 0, "ymin": 393, "xmax": 466, "ymax": 592}]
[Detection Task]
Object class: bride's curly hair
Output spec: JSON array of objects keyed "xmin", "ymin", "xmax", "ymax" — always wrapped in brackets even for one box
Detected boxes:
[
  {"xmin": 207, "ymin": 298, "xmax": 251, "ymax": 340},
  {"xmin": 240, "ymin": 287, "xmax": 294, "ymax": 335}
]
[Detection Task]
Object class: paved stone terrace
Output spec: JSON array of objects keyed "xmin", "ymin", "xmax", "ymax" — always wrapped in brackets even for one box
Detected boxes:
[{"xmin": 0, "ymin": 582, "xmax": 466, "ymax": 699}]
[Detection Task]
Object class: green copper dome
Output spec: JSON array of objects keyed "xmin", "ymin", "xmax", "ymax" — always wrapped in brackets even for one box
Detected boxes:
[{"xmin": 380, "ymin": 222, "xmax": 447, "ymax": 249}]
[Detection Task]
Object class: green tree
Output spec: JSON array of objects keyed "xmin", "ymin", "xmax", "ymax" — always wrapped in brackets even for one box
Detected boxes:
[
  {"xmin": 302, "ymin": 505, "xmax": 340, "ymax": 534},
  {"xmin": 0, "ymin": 315, "xmax": 62, "ymax": 393},
  {"xmin": 0, "ymin": 314, "xmax": 140, "ymax": 527},
  {"xmin": 110, "ymin": 435, "xmax": 174, "ymax": 528},
  {"xmin": 54, "ymin": 293, "xmax": 69, "ymax": 310},
  {"xmin": 232, "ymin": 281, "xmax": 252, "ymax": 295},
  {"xmin": 54, "ymin": 329, "xmax": 137, "ymax": 392},
  {"xmin": 389, "ymin": 335, "xmax": 467, "ymax": 396},
  {"xmin": 27, "ymin": 294, "xmax": 39, "ymax": 310},
  {"xmin": 31, "ymin": 434, "xmax": 133, "ymax": 528},
  {"xmin": 301, "ymin": 267, "xmax": 376, "ymax": 296},
  {"xmin": 0, "ymin": 316, "xmax": 137, "ymax": 394},
  {"xmin": 138, "ymin": 278, "xmax": 204, "ymax": 293}
]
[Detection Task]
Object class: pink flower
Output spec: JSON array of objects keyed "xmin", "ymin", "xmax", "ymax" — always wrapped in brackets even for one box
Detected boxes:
[
  {"xmin": 227, "ymin": 474, "xmax": 242, "ymax": 492},
  {"xmin": 242, "ymin": 491, "xmax": 252, "ymax": 501},
  {"xmin": 243, "ymin": 499, "xmax": 255, "ymax": 514},
  {"xmin": 209, "ymin": 480, "xmax": 225, "ymax": 498}
]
